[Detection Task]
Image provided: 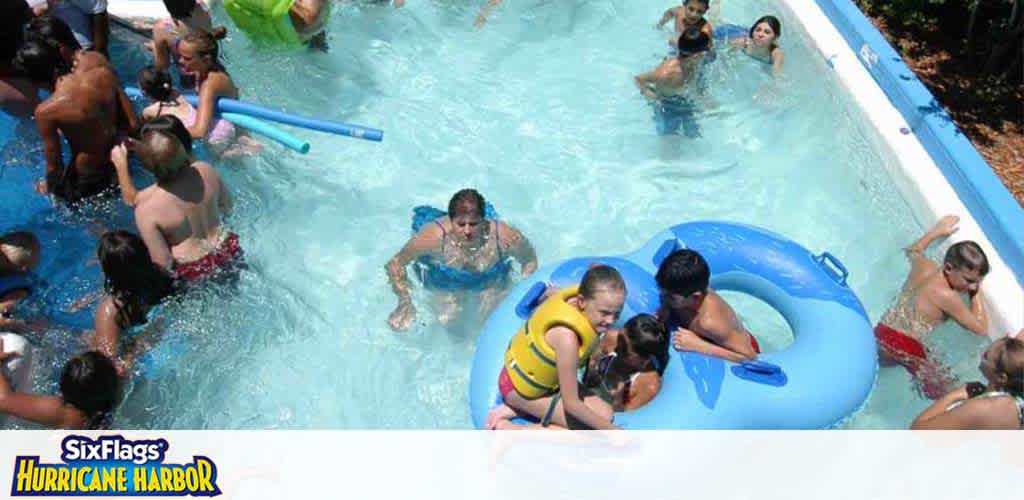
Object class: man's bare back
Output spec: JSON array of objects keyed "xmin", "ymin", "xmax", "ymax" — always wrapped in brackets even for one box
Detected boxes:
[
  {"xmin": 34, "ymin": 62, "xmax": 135, "ymax": 199},
  {"xmin": 135, "ymin": 160, "xmax": 230, "ymax": 268}
]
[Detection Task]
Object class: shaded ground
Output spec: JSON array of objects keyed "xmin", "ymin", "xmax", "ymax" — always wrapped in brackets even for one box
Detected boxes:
[{"xmin": 855, "ymin": 1, "xmax": 1023, "ymax": 205}]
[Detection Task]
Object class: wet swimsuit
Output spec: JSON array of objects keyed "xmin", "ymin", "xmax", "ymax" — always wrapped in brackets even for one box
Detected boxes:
[
  {"xmin": 653, "ymin": 95, "xmax": 701, "ymax": 138},
  {"xmin": 946, "ymin": 391, "xmax": 1024, "ymax": 428},
  {"xmin": 874, "ymin": 322, "xmax": 954, "ymax": 399},
  {"xmin": 173, "ymin": 232, "xmax": 243, "ymax": 283},
  {"xmin": 409, "ymin": 204, "xmax": 512, "ymax": 292}
]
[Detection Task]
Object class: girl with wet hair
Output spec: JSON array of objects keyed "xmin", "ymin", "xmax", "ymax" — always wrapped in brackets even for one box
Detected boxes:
[
  {"xmin": 91, "ymin": 231, "xmax": 174, "ymax": 375},
  {"xmin": 0, "ymin": 346, "xmax": 120, "ymax": 429},
  {"xmin": 912, "ymin": 334, "xmax": 1024, "ymax": 429},
  {"xmin": 149, "ymin": 0, "xmax": 213, "ymax": 87},
  {"xmin": 728, "ymin": 15, "xmax": 784, "ymax": 75},
  {"xmin": 582, "ymin": 313, "xmax": 668, "ymax": 411},
  {"xmin": 172, "ymin": 30, "xmax": 261, "ymax": 157}
]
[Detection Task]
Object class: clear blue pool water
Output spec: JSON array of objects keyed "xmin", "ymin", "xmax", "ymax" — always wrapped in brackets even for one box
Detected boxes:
[{"xmin": 0, "ymin": 0, "xmax": 989, "ymax": 429}]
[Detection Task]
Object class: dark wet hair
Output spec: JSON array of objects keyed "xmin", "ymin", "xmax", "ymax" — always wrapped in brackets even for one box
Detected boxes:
[
  {"xmin": 750, "ymin": 15, "xmax": 782, "ymax": 40},
  {"xmin": 944, "ymin": 241, "xmax": 990, "ymax": 275},
  {"xmin": 580, "ymin": 265, "xmax": 626, "ymax": 299},
  {"xmin": 182, "ymin": 27, "xmax": 228, "ymax": 63},
  {"xmin": 98, "ymin": 231, "xmax": 173, "ymax": 329},
  {"xmin": 0, "ymin": 0, "xmax": 32, "ymax": 64},
  {"xmin": 684, "ymin": 0, "xmax": 709, "ymax": 8},
  {"xmin": 60, "ymin": 352, "xmax": 119, "ymax": 429},
  {"xmin": 163, "ymin": 0, "xmax": 198, "ymax": 20},
  {"xmin": 447, "ymin": 189, "xmax": 486, "ymax": 219},
  {"xmin": 25, "ymin": 15, "xmax": 82, "ymax": 53},
  {"xmin": 624, "ymin": 314, "xmax": 669, "ymax": 376},
  {"xmin": 140, "ymin": 114, "xmax": 193, "ymax": 155},
  {"xmin": 993, "ymin": 337, "xmax": 1024, "ymax": 397},
  {"xmin": 677, "ymin": 26, "xmax": 711, "ymax": 57},
  {"xmin": 656, "ymin": 249, "xmax": 710, "ymax": 297},
  {"xmin": 13, "ymin": 38, "xmax": 70, "ymax": 84},
  {"xmin": 138, "ymin": 66, "xmax": 175, "ymax": 102}
]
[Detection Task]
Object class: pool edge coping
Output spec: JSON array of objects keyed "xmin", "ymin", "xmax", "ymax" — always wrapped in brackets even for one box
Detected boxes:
[{"xmin": 781, "ymin": 0, "xmax": 1023, "ymax": 337}]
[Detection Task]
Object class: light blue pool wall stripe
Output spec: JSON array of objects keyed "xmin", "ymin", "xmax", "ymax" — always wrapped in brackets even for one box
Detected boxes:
[{"xmin": 814, "ymin": 0, "xmax": 1024, "ymax": 288}]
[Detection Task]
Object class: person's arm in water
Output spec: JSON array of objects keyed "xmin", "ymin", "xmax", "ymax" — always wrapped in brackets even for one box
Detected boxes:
[
  {"xmin": 34, "ymin": 105, "xmax": 64, "ymax": 196},
  {"xmin": 624, "ymin": 372, "xmax": 660, "ymax": 410},
  {"xmin": 90, "ymin": 11, "xmax": 110, "ymax": 56},
  {"xmin": 908, "ymin": 215, "xmax": 959, "ymax": 261},
  {"xmin": 114, "ymin": 82, "xmax": 140, "ymax": 138},
  {"xmin": 92, "ymin": 296, "xmax": 130, "ymax": 376},
  {"xmin": 110, "ymin": 143, "xmax": 137, "ymax": 206},
  {"xmin": 474, "ymin": 0, "xmax": 503, "ymax": 29},
  {"xmin": 634, "ymin": 70, "xmax": 660, "ymax": 101},
  {"xmin": 385, "ymin": 227, "xmax": 440, "ymax": 332},
  {"xmin": 135, "ymin": 208, "xmax": 174, "ymax": 272},
  {"xmin": 655, "ymin": 8, "xmax": 677, "ymax": 29},
  {"xmin": 548, "ymin": 327, "xmax": 620, "ymax": 430},
  {"xmin": 150, "ymin": 23, "xmax": 175, "ymax": 71},
  {"xmin": 770, "ymin": 48, "xmax": 784, "ymax": 77},
  {"xmin": 0, "ymin": 338, "xmax": 72, "ymax": 428},
  {"xmin": 498, "ymin": 222, "xmax": 538, "ymax": 277},
  {"xmin": 935, "ymin": 286, "xmax": 988, "ymax": 336},
  {"xmin": 216, "ymin": 166, "xmax": 233, "ymax": 216},
  {"xmin": 911, "ymin": 385, "xmax": 998, "ymax": 429},
  {"xmin": 187, "ymin": 73, "xmax": 231, "ymax": 139}
]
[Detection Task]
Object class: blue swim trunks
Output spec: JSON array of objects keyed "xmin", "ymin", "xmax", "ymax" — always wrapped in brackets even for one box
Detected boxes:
[{"xmin": 653, "ymin": 96, "xmax": 700, "ymax": 138}]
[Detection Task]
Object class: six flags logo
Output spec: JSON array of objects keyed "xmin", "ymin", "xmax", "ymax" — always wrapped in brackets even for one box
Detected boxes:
[{"xmin": 10, "ymin": 435, "xmax": 221, "ymax": 497}]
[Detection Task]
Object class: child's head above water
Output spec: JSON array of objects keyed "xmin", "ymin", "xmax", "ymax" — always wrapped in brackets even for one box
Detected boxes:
[
  {"xmin": 980, "ymin": 336, "xmax": 1024, "ymax": 396},
  {"xmin": 749, "ymin": 15, "xmax": 781, "ymax": 48},
  {"xmin": 136, "ymin": 116, "xmax": 192, "ymax": 182},
  {"xmin": 60, "ymin": 351, "xmax": 120, "ymax": 426},
  {"xmin": 942, "ymin": 241, "xmax": 989, "ymax": 294},
  {"xmin": 656, "ymin": 248, "xmax": 710, "ymax": 309},
  {"xmin": 682, "ymin": 0, "xmax": 709, "ymax": 24},
  {"xmin": 623, "ymin": 313, "xmax": 669, "ymax": 375},
  {"xmin": 578, "ymin": 265, "xmax": 627, "ymax": 334},
  {"xmin": 676, "ymin": 27, "xmax": 711, "ymax": 57},
  {"xmin": 138, "ymin": 66, "xmax": 175, "ymax": 102}
]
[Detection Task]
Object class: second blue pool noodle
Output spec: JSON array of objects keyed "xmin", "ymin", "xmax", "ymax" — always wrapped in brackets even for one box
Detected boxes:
[
  {"xmin": 126, "ymin": 87, "xmax": 383, "ymax": 142},
  {"xmin": 221, "ymin": 113, "xmax": 310, "ymax": 154}
]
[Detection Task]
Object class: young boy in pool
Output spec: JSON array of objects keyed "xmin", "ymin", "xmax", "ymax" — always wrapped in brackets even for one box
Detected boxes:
[
  {"xmin": 876, "ymin": 215, "xmax": 990, "ymax": 399},
  {"xmin": 657, "ymin": 249, "xmax": 761, "ymax": 363},
  {"xmin": 486, "ymin": 265, "xmax": 626, "ymax": 431},
  {"xmin": 656, "ymin": 0, "xmax": 714, "ymax": 48}
]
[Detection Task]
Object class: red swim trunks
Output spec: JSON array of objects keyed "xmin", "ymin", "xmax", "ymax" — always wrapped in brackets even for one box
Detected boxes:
[
  {"xmin": 174, "ymin": 233, "xmax": 243, "ymax": 283},
  {"xmin": 749, "ymin": 334, "xmax": 761, "ymax": 354},
  {"xmin": 874, "ymin": 323, "xmax": 953, "ymax": 399},
  {"xmin": 498, "ymin": 367, "xmax": 516, "ymax": 401}
]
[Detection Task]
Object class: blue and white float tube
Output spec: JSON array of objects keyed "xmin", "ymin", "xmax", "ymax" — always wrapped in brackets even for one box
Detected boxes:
[{"xmin": 469, "ymin": 221, "xmax": 878, "ymax": 429}]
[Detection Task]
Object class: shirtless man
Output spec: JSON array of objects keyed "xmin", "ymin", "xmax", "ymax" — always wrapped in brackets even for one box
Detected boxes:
[
  {"xmin": 634, "ymin": 26, "xmax": 709, "ymax": 139},
  {"xmin": 15, "ymin": 38, "xmax": 136, "ymax": 204},
  {"xmin": 876, "ymin": 215, "xmax": 989, "ymax": 399},
  {"xmin": 120, "ymin": 116, "xmax": 240, "ymax": 283},
  {"xmin": 657, "ymin": 249, "xmax": 760, "ymax": 363}
]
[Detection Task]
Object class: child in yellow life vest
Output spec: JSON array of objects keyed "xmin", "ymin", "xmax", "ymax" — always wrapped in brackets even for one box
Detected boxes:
[{"xmin": 487, "ymin": 265, "xmax": 626, "ymax": 430}]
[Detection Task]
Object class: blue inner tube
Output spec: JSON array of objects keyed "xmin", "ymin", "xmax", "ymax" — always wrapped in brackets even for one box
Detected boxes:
[{"xmin": 469, "ymin": 221, "xmax": 878, "ymax": 429}]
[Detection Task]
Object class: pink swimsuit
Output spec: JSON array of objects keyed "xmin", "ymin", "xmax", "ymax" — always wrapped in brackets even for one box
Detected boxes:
[{"xmin": 182, "ymin": 104, "xmax": 236, "ymax": 145}]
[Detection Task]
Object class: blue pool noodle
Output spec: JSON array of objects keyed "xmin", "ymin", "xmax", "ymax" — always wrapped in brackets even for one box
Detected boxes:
[
  {"xmin": 221, "ymin": 112, "xmax": 310, "ymax": 153},
  {"xmin": 125, "ymin": 87, "xmax": 383, "ymax": 142}
]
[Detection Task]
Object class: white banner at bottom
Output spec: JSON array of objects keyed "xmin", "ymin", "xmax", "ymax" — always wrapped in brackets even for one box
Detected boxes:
[{"xmin": 1, "ymin": 431, "xmax": 1019, "ymax": 499}]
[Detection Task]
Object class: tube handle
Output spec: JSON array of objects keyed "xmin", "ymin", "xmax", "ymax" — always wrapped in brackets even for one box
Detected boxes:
[{"xmin": 815, "ymin": 251, "xmax": 849, "ymax": 287}]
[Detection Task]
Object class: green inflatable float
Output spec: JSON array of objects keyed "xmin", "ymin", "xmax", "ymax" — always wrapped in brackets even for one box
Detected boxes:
[{"xmin": 224, "ymin": 0, "xmax": 302, "ymax": 46}]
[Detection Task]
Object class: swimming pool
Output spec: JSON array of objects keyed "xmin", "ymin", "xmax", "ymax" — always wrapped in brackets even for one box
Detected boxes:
[{"xmin": 0, "ymin": 0, "xmax": 995, "ymax": 429}]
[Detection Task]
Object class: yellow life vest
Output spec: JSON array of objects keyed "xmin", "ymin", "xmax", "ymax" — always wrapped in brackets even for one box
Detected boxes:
[
  {"xmin": 223, "ymin": 0, "xmax": 302, "ymax": 46},
  {"xmin": 503, "ymin": 286, "xmax": 598, "ymax": 399}
]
